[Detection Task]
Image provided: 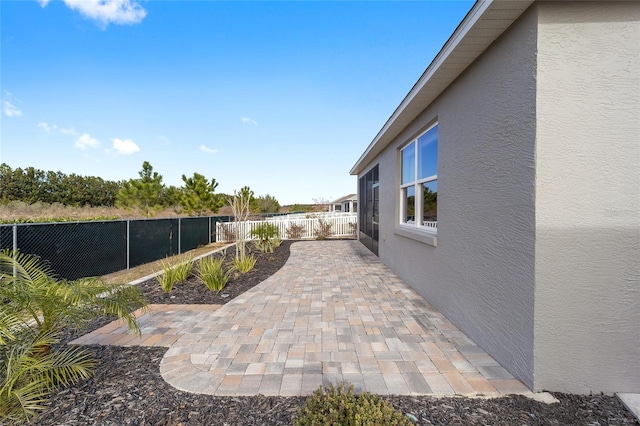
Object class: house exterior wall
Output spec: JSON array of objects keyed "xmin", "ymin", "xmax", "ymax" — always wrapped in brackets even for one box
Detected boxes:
[
  {"xmin": 534, "ymin": 1, "xmax": 640, "ymax": 393},
  {"xmin": 366, "ymin": 8, "xmax": 540, "ymax": 387}
]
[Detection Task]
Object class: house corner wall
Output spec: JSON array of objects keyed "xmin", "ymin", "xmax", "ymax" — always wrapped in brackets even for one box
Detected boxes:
[
  {"xmin": 534, "ymin": 1, "xmax": 640, "ymax": 394},
  {"xmin": 374, "ymin": 7, "xmax": 540, "ymax": 388}
]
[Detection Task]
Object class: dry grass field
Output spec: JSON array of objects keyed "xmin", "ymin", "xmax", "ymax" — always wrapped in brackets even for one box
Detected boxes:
[{"xmin": 0, "ymin": 201, "xmax": 189, "ymax": 222}]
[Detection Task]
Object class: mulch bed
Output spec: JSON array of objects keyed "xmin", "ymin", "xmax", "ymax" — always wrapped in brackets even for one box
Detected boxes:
[
  {"xmin": 31, "ymin": 239, "xmax": 639, "ymax": 425},
  {"xmin": 136, "ymin": 240, "xmax": 292, "ymax": 305}
]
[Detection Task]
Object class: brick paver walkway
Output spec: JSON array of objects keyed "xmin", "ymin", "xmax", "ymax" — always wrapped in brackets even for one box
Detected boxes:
[{"xmin": 73, "ymin": 241, "xmax": 531, "ymax": 397}]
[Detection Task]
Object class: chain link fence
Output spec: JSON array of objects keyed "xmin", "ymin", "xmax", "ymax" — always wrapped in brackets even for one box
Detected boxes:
[{"xmin": 0, "ymin": 216, "xmax": 233, "ymax": 280}]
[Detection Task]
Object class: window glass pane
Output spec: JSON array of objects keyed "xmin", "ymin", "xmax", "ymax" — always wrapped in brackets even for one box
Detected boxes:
[
  {"xmin": 421, "ymin": 180, "xmax": 437, "ymax": 227},
  {"xmin": 418, "ymin": 125, "xmax": 438, "ymax": 180},
  {"xmin": 403, "ymin": 185, "xmax": 416, "ymax": 223},
  {"xmin": 401, "ymin": 142, "xmax": 415, "ymax": 185}
]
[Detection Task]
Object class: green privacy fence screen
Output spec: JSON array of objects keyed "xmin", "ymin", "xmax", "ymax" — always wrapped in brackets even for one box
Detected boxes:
[{"xmin": 0, "ymin": 216, "xmax": 233, "ymax": 280}]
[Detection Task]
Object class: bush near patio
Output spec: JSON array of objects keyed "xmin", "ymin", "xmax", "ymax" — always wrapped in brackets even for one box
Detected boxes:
[
  {"xmin": 0, "ymin": 251, "xmax": 147, "ymax": 423},
  {"xmin": 313, "ymin": 218, "xmax": 333, "ymax": 240},
  {"xmin": 250, "ymin": 222, "xmax": 282, "ymax": 253},
  {"xmin": 286, "ymin": 222, "xmax": 307, "ymax": 239},
  {"xmin": 294, "ymin": 382, "xmax": 413, "ymax": 426}
]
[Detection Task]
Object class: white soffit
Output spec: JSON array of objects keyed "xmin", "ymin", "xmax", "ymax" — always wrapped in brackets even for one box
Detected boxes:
[{"xmin": 350, "ymin": 0, "xmax": 534, "ymax": 175}]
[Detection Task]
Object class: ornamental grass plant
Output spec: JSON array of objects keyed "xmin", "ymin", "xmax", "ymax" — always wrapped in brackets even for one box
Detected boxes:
[
  {"xmin": 233, "ymin": 240, "xmax": 256, "ymax": 273},
  {"xmin": 157, "ymin": 256, "xmax": 193, "ymax": 292},
  {"xmin": 156, "ymin": 260, "xmax": 179, "ymax": 293},
  {"xmin": 196, "ymin": 255, "xmax": 233, "ymax": 293}
]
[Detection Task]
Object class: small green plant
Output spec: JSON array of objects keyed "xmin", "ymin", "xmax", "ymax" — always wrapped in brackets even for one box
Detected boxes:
[
  {"xmin": 250, "ymin": 222, "xmax": 280, "ymax": 253},
  {"xmin": 314, "ymin": 219, "xmax": 333, "ymax": 240},
  {"xmin": 286, "ymin": 222, "xmax": 306, "ymax": 239},
  {"xmin": 156, "ymin": 260, "xmax": 178, "ymax": 292},
  {"xmin": 173, "ymin": 255, "xmax": 193, "ymax": 282},
  {"xmin": 249, "ymin": 222, "xmax": 280, "ymax": 241},
  {"xmin": 294, "ymin": 382, "xmax": 413, "ymax": 426},
  {"xmin": 233, "ymin": 251, "xmax": 257, "ymax": 273},
  {"xmin": 231, "ymin": 240, "xmax": 256, "ymax": 273},
  {"xmin": 253, "ymin": 235, "xmax": 282, "ymax": 254},
  {"xmin": 196, "ymin": 255, "xmax": 233, "ymax": 293},
  {"xmin": 270, "ymin": 236, "xmax": 282, "ymax": 249},
  {"xmin": 156, "ymin": 255, "xmax": 194, "ymax": 292}
]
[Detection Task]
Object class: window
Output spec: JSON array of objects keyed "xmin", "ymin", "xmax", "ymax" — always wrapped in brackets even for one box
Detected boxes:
[{"xmin": 400, "ymin": 123, "xmax": 437, "ymax": 232}]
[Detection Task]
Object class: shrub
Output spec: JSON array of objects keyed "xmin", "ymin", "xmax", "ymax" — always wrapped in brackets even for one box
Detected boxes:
[
  {"xmin": 250, "ymin": 222, "xmax": 280, "ymax": 253},
  {"xmin": 196, "ymin": 255, "xmax": 233, "ymax": 293},
  {"xmin": 249, "ymin": 222, "xmax": 280, "ymax": 241},
  {"xmin": 294, "ymin": 382, "xmax": 413, "ymax": 426},
  {"xmin": 156, "ymin": 260, "xmax": 178, "ymax": 292},
  {"xmin": 0, "ymin": 251, "xmax": 147, "ymax": 422},
  {"xmin": 233, "ymin": 252, "xmax": 256, "ymax": 273},
  {"xmin": 219, "ymin": 223, "xmax": 237, "ymax": 242},
  {"xmin": 286, "ymin": 222, "xmax": 306, "ymax": 239},
  {"xmin": 313, "ymin": 219, "xmax": 333, "ymax": 240},
  {"xmin": 173, "ymin": 255, "xmax": 193, "ymax": 282},
  {"xmin": 270, "ymin": 236, "xmax": 282, "ymax": 250}
]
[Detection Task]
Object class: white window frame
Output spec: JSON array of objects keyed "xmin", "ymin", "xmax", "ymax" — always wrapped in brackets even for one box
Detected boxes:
[{"xmin": 399, "ymin": 123, "xmax": 437, "ymax": 234}]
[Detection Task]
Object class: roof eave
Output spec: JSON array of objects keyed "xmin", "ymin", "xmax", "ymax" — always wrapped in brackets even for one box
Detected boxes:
[{"xmin": 350, "ymin": 0, "xmax": 534, "ymax": 176}]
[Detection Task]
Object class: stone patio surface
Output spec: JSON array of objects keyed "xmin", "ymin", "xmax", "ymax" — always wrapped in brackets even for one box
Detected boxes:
[{"xmin": 72, "ymin": 240, "xmax": 532, "ymax": 397}]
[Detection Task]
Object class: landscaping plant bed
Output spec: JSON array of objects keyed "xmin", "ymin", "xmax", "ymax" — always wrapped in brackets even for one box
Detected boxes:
[
  {"xmin": 32, "ymin": 240, "xmax": 638, "ymax": 425},
  {"xmin": 136, "ymin": 240, "xmax": 293, "ymax": 305}
]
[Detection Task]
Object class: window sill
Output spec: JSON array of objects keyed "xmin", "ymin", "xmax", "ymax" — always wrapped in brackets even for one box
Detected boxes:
[{"xmin": 394, "ymin": 226, "xmax": 437, "ymax": 246}]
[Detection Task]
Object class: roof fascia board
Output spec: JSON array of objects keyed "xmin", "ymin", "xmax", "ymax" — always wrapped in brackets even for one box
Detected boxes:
[{"xmin": 350, "ymin": 0, "xmax": 532, "ymax": 175}]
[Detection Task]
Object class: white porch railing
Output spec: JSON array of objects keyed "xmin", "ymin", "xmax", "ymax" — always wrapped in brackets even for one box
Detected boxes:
[{"xmin": 216, "ymin": 213, "xmax": 358, "ymax": 242}]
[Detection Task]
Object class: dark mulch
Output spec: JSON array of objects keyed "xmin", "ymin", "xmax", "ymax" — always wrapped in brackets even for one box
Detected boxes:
[
  {"xmin": 136, "ymin": 239, "xmax": 293, "ymax": 305},
  {"xmin": 30, "ymin": 239, "xmax": 638, "ymax": 426}
]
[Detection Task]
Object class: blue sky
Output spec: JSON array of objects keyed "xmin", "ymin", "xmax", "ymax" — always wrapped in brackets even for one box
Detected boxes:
[{"xmin": 1, "ymin": 0, "xmax": 473, "ymax": 205}]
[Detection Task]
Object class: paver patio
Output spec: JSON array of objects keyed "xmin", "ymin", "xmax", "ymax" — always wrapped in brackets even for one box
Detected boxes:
[{"xmin": 72, "ymin": 240, "xmax": 532, "ymax": 397}]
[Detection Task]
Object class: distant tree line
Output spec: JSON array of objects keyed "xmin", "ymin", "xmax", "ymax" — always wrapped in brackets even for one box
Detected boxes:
[
  {"xmin": 0, "ymin": 163, "xmax": 119, "ymax": 207},
  {"xmin": 0, "ymin": 162, "xmax": 281, "ymax": 217}
]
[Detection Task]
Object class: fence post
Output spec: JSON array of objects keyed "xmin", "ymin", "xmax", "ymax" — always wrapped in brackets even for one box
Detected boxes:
[
  {"xmin": 12, "ymin": 224, "xmax": 17, "ymax": 277},
  {"xmin": 126, "ymin": 220, "xmax": 130, "ymax": 270},
  {"xmin": 178, "ymin": 218, "xmax": 182, "ymax": 255},
  {"xmin": 208, "ymin": 217, "xmax": 212, "ymax": 244}
]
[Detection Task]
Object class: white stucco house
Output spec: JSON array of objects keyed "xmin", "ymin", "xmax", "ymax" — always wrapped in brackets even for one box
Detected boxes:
[
  {"xmin": 328, "ymin": 194, "xmax": 358, "ymax": 213},
  {"xmin": 351, "ymin": 0, "xmax": 639, "ymax": 394}
]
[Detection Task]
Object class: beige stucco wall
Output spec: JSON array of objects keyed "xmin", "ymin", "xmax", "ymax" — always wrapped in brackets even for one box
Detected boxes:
[
  {"xmin": 534, "ymin": 1, "xmax": 640, "ymax": 393},
  {"xmin": 368, "ymin": 8, "xmax": 540, "ymax": 388}
]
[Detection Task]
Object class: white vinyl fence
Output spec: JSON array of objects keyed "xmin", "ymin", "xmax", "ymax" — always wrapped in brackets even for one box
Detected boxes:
[{"xmin": 216, "ymin": 213, "xmax": 357, "ymax": 242}]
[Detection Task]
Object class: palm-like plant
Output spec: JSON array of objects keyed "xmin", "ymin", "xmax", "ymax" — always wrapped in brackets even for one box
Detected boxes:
[{"xmin": 0, "ymin": 251, "xmax": 148, "ymax": 422}]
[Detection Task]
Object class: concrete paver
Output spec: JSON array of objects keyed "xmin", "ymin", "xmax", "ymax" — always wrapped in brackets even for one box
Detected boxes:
[{"xmin": 72, "ymin": 240, "xmax": 534, "ymax": 397}]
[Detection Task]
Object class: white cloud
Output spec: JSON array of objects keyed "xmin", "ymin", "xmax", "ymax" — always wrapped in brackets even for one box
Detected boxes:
[
  {"xmin": 112, "ymin": 138, "xmax": 140, "ymax": 155},
  {"xmin": 39, "ymin": 122, "xmax": 78, "ymax": 135},
  {"xmin": 200, "ymin": 145, "xmax": 218, "ymax": 154},
  {"xmin": 75, "ymin": 133, "xmax": 100, "ymax": 150},
  {"xmin": 241, "ymin": 116, "xmax": 258, "ymax": 126},
  {"xmin": 40, "ymin": 0, "xmax": 147, "ymax": 27},
  {"xmin": 59, "ymin": 127, "xmax": 78, "ymax": 136},
  {"xmin": 38, "ymin": 122, "xmax": 57, "ymax": 133},
  {"xmin": 2, "ymin": 101, "xmax": 22, "ymax": 118}
]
